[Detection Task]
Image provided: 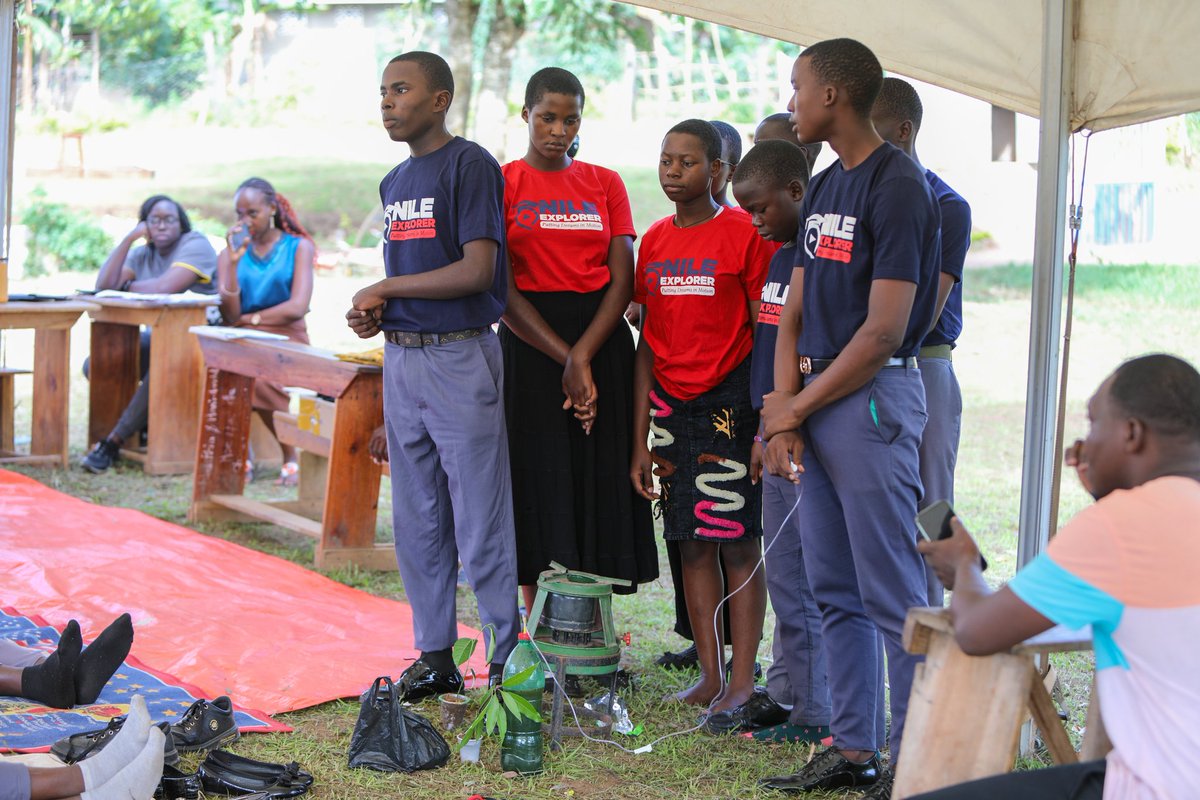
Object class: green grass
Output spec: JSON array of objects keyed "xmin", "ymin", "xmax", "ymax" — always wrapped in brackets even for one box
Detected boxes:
[{"xmin": 8, "ymin": 254, "xmax": 1200, "ymax": 794}]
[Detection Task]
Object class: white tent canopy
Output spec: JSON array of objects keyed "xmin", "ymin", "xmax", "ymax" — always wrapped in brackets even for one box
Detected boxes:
[
  {"xmin": 626, "ymin": 0, "xmax": 1200, "ymax": 134},
  {"xmin": 627, "ymin": 0, "xmax": 1200, "ymax": 562}
]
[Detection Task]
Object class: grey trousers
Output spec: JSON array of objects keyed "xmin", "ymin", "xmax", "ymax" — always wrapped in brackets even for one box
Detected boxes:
[
  {"xmin": 0, "ymin": 762, "xmax": 30, "ymax": 800},
  {"xmin": 82, "ymin": 329, "xmax": 151, "ymax": 442},
  {"xmin": 0, "ymin": 639, "xmax": 44, "ymax": 668},
  {"xmin": 383, "ymin": 332, "xmax": 519, "ymax": 663},
  {"xmin": 916, "ymin": 356, "xmax": 962, "ymax": 606}
]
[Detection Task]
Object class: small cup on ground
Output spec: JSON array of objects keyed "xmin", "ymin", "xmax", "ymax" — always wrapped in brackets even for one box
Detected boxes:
[{"xmin": 439, "ymin": 693, "xmax": 469, "ymax": 732}]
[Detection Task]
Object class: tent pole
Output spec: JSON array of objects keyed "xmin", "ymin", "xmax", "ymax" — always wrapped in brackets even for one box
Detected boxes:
[{"xmin": 1016, "ymin": 0, "xmax": 1074, "ymax": 567}]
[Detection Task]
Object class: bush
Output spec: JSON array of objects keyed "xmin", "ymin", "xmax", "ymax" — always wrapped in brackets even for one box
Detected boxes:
[{"xmin": 20, "ymin": 189, "xmax": 113, "ymax": 276}]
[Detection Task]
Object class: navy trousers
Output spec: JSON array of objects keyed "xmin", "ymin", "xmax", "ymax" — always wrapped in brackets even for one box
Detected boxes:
[
  {"xmin": 798, "ymin": 366, "xmax": 928, "ymax": 759},
  {"xmin": 916, "ymin": 355, "xmax": 962, "ymax": 606}
]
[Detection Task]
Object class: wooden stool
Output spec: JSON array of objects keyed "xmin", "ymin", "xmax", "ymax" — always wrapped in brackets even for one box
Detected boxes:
[{"xmin": 893, "ymin": 607, "xmax": 1107, "ymax": 799}]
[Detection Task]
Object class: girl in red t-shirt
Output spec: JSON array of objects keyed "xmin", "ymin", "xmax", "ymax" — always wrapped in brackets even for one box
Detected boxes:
[
  {"xmin": 499, "ymin": 68, "xmax": 659, "ymax": 613},
  {"xmin": 631, "ymin": 119, "xmax": 772, "ymax": 715}
]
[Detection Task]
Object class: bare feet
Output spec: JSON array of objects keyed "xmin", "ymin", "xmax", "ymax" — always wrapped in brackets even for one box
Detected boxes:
[
  {"xmin": 671, "ymin": 675, "xmax": 723, "ymax": 706},
  {"xmin": 707, "ymin": 683, "xmax": 755, "ymax": 715}
]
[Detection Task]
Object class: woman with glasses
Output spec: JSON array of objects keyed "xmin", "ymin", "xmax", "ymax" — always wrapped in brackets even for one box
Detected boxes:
[{"xmin": 81, "ymin": 195, "xmax": 217, "ymax": 474}]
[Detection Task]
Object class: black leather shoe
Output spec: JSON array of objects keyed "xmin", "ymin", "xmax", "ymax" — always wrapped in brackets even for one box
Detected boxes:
[
  {"xmin": 170, "ymin": 696, "xmax": 239, "ymax": 752},
  {"xmin": 759, "ymin": 747, "xmax": 881, "ymax": 793},
  {"xmin": 396, "ymin": 658, "xmax": 463, "ymax": 703},
  {"xmin": 704, "ymin": 688, "xmax": 790, "ymax": 734},
  {"xmin": 52, "ymin": 719, "xmax": 179, "ymax": 766},
  {"xmin": 155, "ymin": 764, "xmax": 201, "ymax": 800},
  {"xmin": 198, "ymin": 750, "xmax": 313, "ymax": 798},
  {"xmin": 860, "ymin": 769, "xmax": 894, "ymax": 800}
]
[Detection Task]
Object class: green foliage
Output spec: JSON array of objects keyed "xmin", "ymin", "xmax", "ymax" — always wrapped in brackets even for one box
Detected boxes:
[
  {"xmin": 20, "ymin": 188, "xmax": 113, "ymax": 276},
  {"xmin": 452, "ymin": 627, "xmax": 542, "ymax": 749}
]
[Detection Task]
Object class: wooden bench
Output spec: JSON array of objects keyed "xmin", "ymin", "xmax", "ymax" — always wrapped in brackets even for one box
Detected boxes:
[
  {"xmin": 87, "ymin": 295, "xmax": 217, "ymax": 474},
  {"xmin": 892, "ymin": 607, "xmax": 1110, "ymax": 799},
  {"xmin": 0, "ymin": 300, "xmax": 97, "ymax": 467},
  {"xmin": 188, "ymin": 330, "xmax": 393, "ymax": 570},
  {"xmin": 0, "ymin": 366, "xmax": 31, "ymax": 452}
]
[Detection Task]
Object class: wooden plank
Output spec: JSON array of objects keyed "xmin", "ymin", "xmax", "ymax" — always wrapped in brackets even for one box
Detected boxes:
[
  {"xmin": 30, "ymin": 328, "xmax": 70, "ymax": 467},
  {"xmin": 1080, "ymin": 675, "xmax": 1112, "ymax": 761},
  {"xmin": 195, "ymin": 334, "xmax": 378, "ymax": 399},
  {"xmin": 190, "ymin": 367, "xmax": 253, "ymax": 514},
  {"xmin": 144, "ymin": 305, "xmax": 206, "ymax": 474},
  {"xmin": 274, "ymin": 411, "xmax": 332, "ymax": 458},
  {"xmin": 87, "ymin": 321, "xmax": 141, "ymax": 447},
  {"xmin": 1027, "ymin": 669, "xmax": 1078, "ymax": 766},
  {"xmin": 87, "ymin": 304, "xmax": 165, "ymax": 328},
  {"xmin": 892, "ymin": 630, "xmax": 1032, "ymax": 799},
  {"xmin": 0, "ymin": 371, "xmax": 14, "ymax": 451},
  {"xmin": 0, "ymin": 301, "xmax": 97, "ymax": 330},
  {"xmin": 0, "ymin": 454, "xmax": 59, "ymax": 466},
  {"xmin": 207, "ymin": 493, "xmax": 323, "ymax": 538},
  {"xmin": 315, "ymin": 544, "xmax": 398, "ymax": 572},
  {"xmin": 321, "ymin": 373, "xmax": 384, "ymax": 552}
]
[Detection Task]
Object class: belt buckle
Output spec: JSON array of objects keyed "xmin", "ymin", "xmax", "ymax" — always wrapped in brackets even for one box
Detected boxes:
[{"xmin": 799, "ymin": 356, "xmax": 812, "ymax": 375}]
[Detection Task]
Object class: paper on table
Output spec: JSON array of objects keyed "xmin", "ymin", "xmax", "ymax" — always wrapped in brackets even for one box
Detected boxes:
[
  {"xmin": 94, "ymin": 290, "xmax": 217, "ymax": 305},
  {"xmin": 188, "ymin": 325, "xmax": 290, "ymax": 341}
]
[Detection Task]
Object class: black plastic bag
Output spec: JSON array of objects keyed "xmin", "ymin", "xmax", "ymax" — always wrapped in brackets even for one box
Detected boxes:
[{"xmin": 348, "ymin": 676, "xmax": 450, "ymax": 773}]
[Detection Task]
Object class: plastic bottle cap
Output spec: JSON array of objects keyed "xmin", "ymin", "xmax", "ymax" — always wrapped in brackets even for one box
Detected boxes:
[{"xmin": 518, "ymin": 632, "xmax": 530, "ymax": 641}]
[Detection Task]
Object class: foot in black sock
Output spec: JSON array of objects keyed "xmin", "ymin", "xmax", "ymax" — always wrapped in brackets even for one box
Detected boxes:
[
  {"xmin": 21, "ymin": 619, "xmax": 82, "ymax": 708},
  {"xmin": 76, "ymin": 613, "xmax": 134, "ymax": 705}
]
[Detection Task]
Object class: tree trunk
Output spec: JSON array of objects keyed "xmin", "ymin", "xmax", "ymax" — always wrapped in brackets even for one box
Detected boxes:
[
  {"xmin": 444, "ymin": 0, "xmax": 481, "ymax": 136},
  {"xmin": 471, "ymin": 2, "xmax": 524, "ymax": 159}
]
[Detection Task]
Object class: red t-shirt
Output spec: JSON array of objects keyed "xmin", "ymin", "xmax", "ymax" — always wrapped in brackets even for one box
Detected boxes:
[
  {"xmin": 501, "ymin": 159, "xmax": 636, "ymax": 293},
  {"xmin": 634, "ymin": 207, "xmax": 773, "ymax": 400}
]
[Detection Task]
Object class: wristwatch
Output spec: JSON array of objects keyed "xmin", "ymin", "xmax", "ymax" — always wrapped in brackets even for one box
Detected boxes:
[{"xmin": 250, "ymin": 312, "xmax": 262, "ymax": 326}]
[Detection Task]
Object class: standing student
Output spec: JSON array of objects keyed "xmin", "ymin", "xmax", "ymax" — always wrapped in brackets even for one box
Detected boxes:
[
  {"xmin": 702, "ymin": 140, "xmax": 833, "ymax": 742},
  {"xmin": 347, "ymin": 51, "xmax": 518, "ymax": 699},
  {"xmin": 80, "ymin": 195, "xmax": 217, "ymax": 474},
  {"xmin": 754, "ymin": 112, "xmax": 822, "ymax": 179},
  {"xmin": 216, "ymin": 177, "xmax": 315, "ymax": 485},
  {"xmin": 631, "ymin": 119, "xmax": 773, "ymax": 715},
  {"xmin": 758, "ymin": 39, "xmax": 940, "ymax": 798},
  {"xmin": 708, "ymin": 119, "xmax": 743, "ymax": 208},
  {"xmin": 871, "ymin": 77, "xmax": 972, "ymax": 606},
  {"xmin": 500, "ymin": 67, "xmax": 658, "ymax": 610}
]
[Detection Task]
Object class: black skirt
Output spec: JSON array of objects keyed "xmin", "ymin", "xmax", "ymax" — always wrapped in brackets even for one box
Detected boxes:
[{"xmin": 499, "ymin": 289, "xmax": 659, "ymax": 593}]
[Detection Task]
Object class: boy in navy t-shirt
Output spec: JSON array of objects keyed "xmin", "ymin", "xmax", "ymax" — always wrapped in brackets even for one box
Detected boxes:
[
  {"xmin": 347, "ymin": 51, "xmax": 518, "ymax": 699},
  {"xmin": 872, "ymin": 77, "xmax": 973, "ymax": 608},
  {"xmin": 759, "ymin": 39, "xmax": 941, "ymax": 797}
]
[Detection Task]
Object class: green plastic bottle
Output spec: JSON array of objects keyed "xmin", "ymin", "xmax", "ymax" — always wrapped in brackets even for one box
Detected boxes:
[{"xmin": 499, "ymin": 632, "xmax": 545, "ymax": 774}]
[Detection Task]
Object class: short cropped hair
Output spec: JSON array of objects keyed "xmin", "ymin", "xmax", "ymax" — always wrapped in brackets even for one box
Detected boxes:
[
  {"xmin": 138, "ymin": 195, "xmax": 191, "ymax": 235},
  {"xmin": 708, "ymin": 119, "xmax": 743, "ymax": 165},
  {"xmin": 1109, "ymin": 354, "xmax": 1200, "ymax": 442},
  {"xmin": 732, "ymin": 140, "xmax": 810, "ymax": 191},
  {"xmin": 524, "ymin": 67, "xmax": 585, "ymax": 111},
  {"xmin": 874, "ymin": 76, "xmax": 924, "ymax": 131},
  {"xmin": 389, "ymin": 51, "xmax": 454, "ymax": 97},
  {"xmin": 757, "ymin": 112, "xmax": 823, "ymax": 165},
  {"xmin": 802, "ymin": 38, "xmax": 883, "ymax": 118},
  {"xmin": 666, "ymin": 119, "xmax": 722, "ymax": 163}
]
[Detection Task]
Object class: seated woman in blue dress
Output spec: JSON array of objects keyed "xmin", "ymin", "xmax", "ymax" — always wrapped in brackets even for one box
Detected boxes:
[{"xmin": 215, "ymin": 177, "xmax": 315, "ymax": 486}]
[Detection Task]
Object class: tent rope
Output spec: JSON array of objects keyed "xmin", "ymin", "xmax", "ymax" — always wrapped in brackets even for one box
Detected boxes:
[{"xmin": 1048, "ymin": 129, "xmax": 1092, "ymax": 537}]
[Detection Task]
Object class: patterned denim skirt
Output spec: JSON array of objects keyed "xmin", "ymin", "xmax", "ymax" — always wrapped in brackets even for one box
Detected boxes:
[{"xmin": 649, "ymin": 357, "xmax": 762, "ymax": 543}]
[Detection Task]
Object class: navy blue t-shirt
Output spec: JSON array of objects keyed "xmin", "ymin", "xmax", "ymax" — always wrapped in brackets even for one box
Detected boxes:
[
  {"xmin": 922, "ymin": 169, "xmax": 971, "ymax": 348},
  {"xmin": 378, "ymin": 136, "xmax": 508, "ymax": 333},
  {"xmin": 795, "ymin": 142, "xmax": 941, "ymax": 359},
  {"xmin": 749, "ymin": 243, "xmax": 796, "ymax": 410}
]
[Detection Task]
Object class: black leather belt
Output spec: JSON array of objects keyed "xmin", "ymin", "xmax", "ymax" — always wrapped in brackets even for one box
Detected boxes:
[
  {"xmin": 384, "ymin": 327, "xmax": 488, "ymax": 347},
  {"xmin": 799, "ymin": 355, "xmax": 918, "ymax": 375}
]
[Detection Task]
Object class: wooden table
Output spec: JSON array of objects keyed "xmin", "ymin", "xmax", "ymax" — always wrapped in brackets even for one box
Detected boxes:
[
  {"xmin": 893, "ymin": 607, "xmax": 1109, "ymax": 799},
  {"xmin": 0, "ymin": 300, "xmax": 97, "ymax": 467},
  {"xmin": 188, "ymin": 331, "xmax": 387, "ymax": 570},
  {"xmin": 86, "ymin": 295, "xmax": 217, "ymax": 475}
]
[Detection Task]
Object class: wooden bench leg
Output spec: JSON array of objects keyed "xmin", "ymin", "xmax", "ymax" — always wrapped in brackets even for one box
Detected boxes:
[
  {"xmin": 1028, "ymin": 667, "xmax": 1078, "ymax": 765},
  {"xmin": 30, "ymin": 328, "xmax": 70, "ymax": 467},
  {"xmin": 892, "ymin": 631, "xmax": 1033, "ymax": 799},
  {"xmin": 190, "ymin": 367, "xmax": 254, "ymax": 521},
  {"xmin": 0, "ymin": 373, "xmax": 14, "ymax": 452}
]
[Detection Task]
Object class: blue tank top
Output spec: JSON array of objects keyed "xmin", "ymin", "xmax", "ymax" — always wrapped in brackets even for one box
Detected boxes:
[{"xmin": 238, "ymin": 233, "xmax": 300, "ymax": 314}]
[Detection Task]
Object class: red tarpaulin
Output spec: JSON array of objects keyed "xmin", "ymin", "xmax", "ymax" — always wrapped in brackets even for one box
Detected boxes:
[{"xmin": 0, "ymin": 469, "xmax": 488, "ymax": 714}]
